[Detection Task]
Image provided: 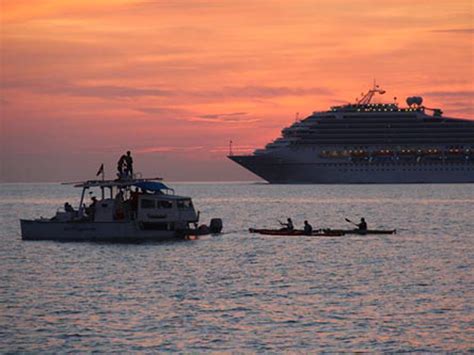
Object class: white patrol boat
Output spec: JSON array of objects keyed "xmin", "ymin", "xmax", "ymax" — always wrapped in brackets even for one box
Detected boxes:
[{"xmin": 20, "ymin": 178, "xmax": 223, "ymax": 242}]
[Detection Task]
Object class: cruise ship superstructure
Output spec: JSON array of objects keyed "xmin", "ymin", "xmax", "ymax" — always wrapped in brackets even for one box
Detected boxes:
[{"xmin": 228, "ymin": 85, "xmax": 474, "ymax": 183}]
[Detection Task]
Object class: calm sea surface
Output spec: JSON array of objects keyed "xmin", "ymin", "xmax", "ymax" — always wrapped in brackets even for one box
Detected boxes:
[{"xmin": 1, "ymin": 183, "xmax": 473, "ymax": 352}]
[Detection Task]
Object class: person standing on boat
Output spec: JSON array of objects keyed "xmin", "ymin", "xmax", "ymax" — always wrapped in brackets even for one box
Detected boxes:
[
  {"xmin": 280, "ymin": 218, "xmax": 294, "ymax": 231},
  {"xmin": 124, "ymin": 151, "xmax": 133, "ymax": 178},
  {"xmin": 357, "ymin": 218, "xmax": 368, "ymax": 231},
  {"xmin": 86, "ymin": 196, "xmax": 97, "ymax": 220},
  {"xmin": 304, "ymin": 220, "xmax": 313, "ymax": 235},
  {"xmin": 117, "ymin": 153, "xmax": 127, "ymax": 179}
]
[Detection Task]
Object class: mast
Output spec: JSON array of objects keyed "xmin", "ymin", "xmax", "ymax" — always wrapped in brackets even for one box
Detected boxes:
[{"xmin": 356, "ymin": 81, "xmax": 386, "ymax": 105}]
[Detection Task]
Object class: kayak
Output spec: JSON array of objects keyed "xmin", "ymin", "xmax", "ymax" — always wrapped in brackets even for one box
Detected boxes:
[
  {"xmin": 248, "ymin": 228, "xmax": 396, "ymax": 236},
  {"xmin": 324, "ymin": 229, "xmax": 397, "ymax": 235},
  {"xmin": 248, "ymin": 228, "xmax": 345, "ymax": 237}
]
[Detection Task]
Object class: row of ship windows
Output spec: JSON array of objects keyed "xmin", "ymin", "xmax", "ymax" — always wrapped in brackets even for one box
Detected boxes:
[
  {"xmin": 312, "ymin": 115, "xmax": 421, "ymax": 119},
  {"xmin": 295, "ymin": 146, "xmax": 471, "ymax": 151},
  {"xmin": 336, "ymin": 167, "xmax": 472, "ymax": 172},
  {"xmin": 339, "ymin": 145, "xmax": 467, "ymax": 150},
  {"xmin": 317, "ymin": 163, "xmax": 473, "ymax": 167}
]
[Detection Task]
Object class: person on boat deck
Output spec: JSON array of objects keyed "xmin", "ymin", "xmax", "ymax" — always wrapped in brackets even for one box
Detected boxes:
[
  {"xmin": 115, "ymin": 190, "xmax": 124, "ymax": 202},
  {"xmin": 304, "ymin": 220, "xmax": 313, "ymax": 235},
  {"xmin": 280, "ymin": 218, "xmax": 294, "ymax": 231},
  {"xmin": 113, "ymin": 190, "xmax": 126, "ymax": 220},
  {"xmin": 117, "ymin": 153, "xmax": 127, "ymax": 178},
  {"xmin": 124, "ymin": 151, "xmax": 133, "ymax": 177},
  {"xmin": 130, "ymin": 188, "xmax": 140, "ymax": 210},
  {"xmin": 86, "ymin": 196, "xmax": 97, "ymax": 219},
  {"xmin": 64, "ymin": 202, "xmax": 74, "ymax": 213},
  {"xmin": 357, "ymin": 218, "xmax": 368, "ymax": 231}
]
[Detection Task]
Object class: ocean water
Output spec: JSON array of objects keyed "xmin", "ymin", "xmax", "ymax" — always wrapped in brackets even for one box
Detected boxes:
[{"xmin": 0, "ymin": 182, "xmax": 473, "ymax": 352}]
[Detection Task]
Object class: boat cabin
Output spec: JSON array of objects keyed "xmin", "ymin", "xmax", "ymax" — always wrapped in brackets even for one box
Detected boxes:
[
  {"xmin": 57, "ymin": 178, "xmax": 199, "ymax": 230},
  {"xmin": 136, "ymin": 194, "xmax": 198, "ymax": 230}
]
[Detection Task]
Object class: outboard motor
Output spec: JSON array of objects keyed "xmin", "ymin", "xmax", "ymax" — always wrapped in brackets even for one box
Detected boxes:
[{"xmin": 209, "ymin": 218, "xmax": 223, "ymax": 234}]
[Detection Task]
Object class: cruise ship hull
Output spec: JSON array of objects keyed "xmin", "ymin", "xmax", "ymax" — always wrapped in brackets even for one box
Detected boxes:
[{"xmin": 229, "ymin": 154, "xmax": 474, "ymax": 184}]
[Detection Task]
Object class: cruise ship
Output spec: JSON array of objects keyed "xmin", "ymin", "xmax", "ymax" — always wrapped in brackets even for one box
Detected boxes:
[{"xmin": 228, "ymin": 85, "xmax": 474, "ymax": 183}]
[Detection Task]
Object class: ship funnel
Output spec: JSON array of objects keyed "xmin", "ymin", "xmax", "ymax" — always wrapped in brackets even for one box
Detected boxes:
[{"xmin": 406, "ymin": 96, "xmax": 423, "ymax": 107}]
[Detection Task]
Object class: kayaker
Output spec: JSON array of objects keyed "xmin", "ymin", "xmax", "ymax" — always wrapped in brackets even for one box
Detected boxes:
[
  {"xmin": 280, "ymin": 218, "xmax": 294, "ymax": 231},
  {"xmin": 304, "ymin": 220, "xmax": 313, "ymax": 235},
  {"xmin": 357, "ymin": 218, "xmax": 368, "ymax": 231}
]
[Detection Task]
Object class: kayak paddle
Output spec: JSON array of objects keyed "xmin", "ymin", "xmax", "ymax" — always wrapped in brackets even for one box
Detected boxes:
[{"xmin": 345, "ymin": 218, "xmax": 358, "ymax": 226}]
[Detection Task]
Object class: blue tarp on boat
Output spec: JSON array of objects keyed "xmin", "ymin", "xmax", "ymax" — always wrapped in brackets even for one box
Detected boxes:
[{"xmin": 133, "ymin": 181, "xmax": 172, "ymax": 192}]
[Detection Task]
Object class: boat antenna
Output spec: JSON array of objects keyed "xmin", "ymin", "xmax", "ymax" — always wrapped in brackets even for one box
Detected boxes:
[{"xmin": 229, "ymin": 140, "xmax": 233, "ymax": 156}]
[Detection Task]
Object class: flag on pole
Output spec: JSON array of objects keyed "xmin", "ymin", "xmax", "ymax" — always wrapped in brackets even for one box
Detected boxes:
[{"xmin": 96, "ymin": 163, "xmax": 104, "ymax": 177}]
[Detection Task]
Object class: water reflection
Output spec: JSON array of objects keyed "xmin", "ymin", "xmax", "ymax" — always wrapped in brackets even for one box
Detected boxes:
[{"xmin": 0, "ymin": 183, "xmax": 473, "ymax": 351}]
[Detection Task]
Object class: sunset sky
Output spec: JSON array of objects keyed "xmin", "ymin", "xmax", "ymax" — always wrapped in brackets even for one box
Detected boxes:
[{"xmin": 1, "ymin": 0, "xmax": 473, "ymax": 182}]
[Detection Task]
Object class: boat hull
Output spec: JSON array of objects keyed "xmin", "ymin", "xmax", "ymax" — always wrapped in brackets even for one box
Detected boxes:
[
  {"xmin": 21, "ymin": 219, "xmax": 181, "ymax": 242},
  {"xmin": 229, "ymin": 154, "xmax": 474, "ymax": 184}
]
